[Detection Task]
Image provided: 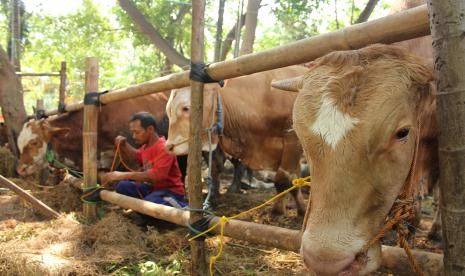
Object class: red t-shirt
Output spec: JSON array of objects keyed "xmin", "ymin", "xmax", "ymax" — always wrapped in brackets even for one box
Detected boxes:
[{"xmin": 136, "ymin": 137, "xmax": 185, "ymax": 196}]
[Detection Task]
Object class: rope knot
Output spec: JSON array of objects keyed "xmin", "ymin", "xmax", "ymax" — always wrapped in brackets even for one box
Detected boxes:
[{"xmin": 292, "ymin": 176, "xmax": 312, "ymax": 188}]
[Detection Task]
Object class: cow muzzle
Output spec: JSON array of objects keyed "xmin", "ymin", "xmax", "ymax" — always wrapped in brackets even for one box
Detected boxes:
[
  {"xmin": 16, "ymin": 164, "xmax": 31, "ymax": 176},
  {"xmin": 165, "ymin": 137, "xmax": 189, "ymax": 155},
  {"xmin": 300, "ymin": 230, "xmax": 380, "ymax": 275}
]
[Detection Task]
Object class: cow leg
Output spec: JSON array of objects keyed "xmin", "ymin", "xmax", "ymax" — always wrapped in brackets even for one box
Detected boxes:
[
  {"xmin": 272, "ymin": 169, "xmax": 290, "ymax": 215},
  {"xmin": 274, "ymin": 168, "xmax": 306, "ymax": 216},
  {"xmin": 272, "ymin": 134, "xmax": 306, "ymax": 216},
  {"xmin": 202, "ymin": 147, "xmax": 224, "ymax": 207},
  {"xmin": 428, "ymin": 182, "xmax": 442, "ymax": 243},
  {"xmin": 176, "ymin": 155, "xmax": 188, "ymax": 185},
  {"xmin": 227, "ymin": 158, "xmax": 244, "ymax": 193}
]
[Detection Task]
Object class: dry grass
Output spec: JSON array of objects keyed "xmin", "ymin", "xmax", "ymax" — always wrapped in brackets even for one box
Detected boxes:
[{"xmin": 0, "ymin": 170, "xmax": 443, "ymax": 275}]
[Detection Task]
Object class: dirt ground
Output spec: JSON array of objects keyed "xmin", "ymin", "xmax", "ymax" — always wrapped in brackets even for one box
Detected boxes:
[{"xmin": 0, "ymin": 164, "xmax": 442, "ymax": 276}]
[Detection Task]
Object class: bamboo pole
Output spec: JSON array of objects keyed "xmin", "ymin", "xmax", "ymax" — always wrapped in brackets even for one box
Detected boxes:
[
  {"xmin": 42, "ymin": 4, "xmax": 429, "ymax": 117},
  {"xmin": 427, "ymin": 1, "xmax": 465, "ymax": 275},
  {"xmin": 16, "ymin": 72, "xmax": 61, "ymax": 77},
  {"xmin": 188, "ymin": 1, "xmax": 207, "ymax": 274},
  {"xmin": 0, "ymin": 174, "xmax": 60, "ymax": 218},
  {"xmin": 58, "ymin": 61, "xmax": 67, "ymax": 112},
  {"xmin": 99, "ymin": 190, "xmax": 443, "ymax": 275},
  {"xmin": 35, "ymin": 99, "xmax": 45, "ymax": 119},
  {"xmin": 82, "ymin": 57, "xmax": 99, "ymax": 221}
]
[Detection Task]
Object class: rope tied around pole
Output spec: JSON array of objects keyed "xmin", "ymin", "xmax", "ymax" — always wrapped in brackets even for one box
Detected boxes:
[
  {"xmin": 189, "ymin": 61, "xmax": 224, "ymax": 87},
  {"xmin": 81, "ymin": 140, "xmax": 138, "ymax": 204},
  {"xmin": 189, "ymin": 176, "xmax": 311, "ymax": 276}
]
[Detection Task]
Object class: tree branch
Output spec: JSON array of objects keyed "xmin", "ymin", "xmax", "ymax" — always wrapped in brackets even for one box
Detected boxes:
[
  {"xmin": 220, "ymin": 13, "xmax": 246, "ymax": 61},
  {"xmin": 118, "ymin": 0, "xmax": 190, "ymax": 68},
  {"xmin": 354, "ymin": 0, "xmax": 380, "ymax": 24}
]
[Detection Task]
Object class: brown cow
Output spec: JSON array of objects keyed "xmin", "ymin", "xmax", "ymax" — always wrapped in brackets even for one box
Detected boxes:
[
  {"xmin": 165, "ymin": 65, "xmax": 309, "ymax": 215},
  {"xmin": 272, "ymin": 44, "xmax": 434, "ymax": 274}
]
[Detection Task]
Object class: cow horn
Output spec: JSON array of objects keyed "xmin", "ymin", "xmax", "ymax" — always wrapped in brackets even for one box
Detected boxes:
[{"xmin": 271, "ymin": 77, "xmax": 303, "ymax": 92}]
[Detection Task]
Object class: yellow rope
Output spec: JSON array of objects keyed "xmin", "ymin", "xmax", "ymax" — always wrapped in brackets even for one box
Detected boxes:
[{"xmin": 188, "ymin": 176, "xmax": 311, "ymax": 276}]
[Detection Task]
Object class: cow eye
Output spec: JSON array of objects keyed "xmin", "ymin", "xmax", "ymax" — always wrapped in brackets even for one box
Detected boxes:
[
  {"xmin": 395, "ymin": 128, "xmax": 410, "ymax": 141},
  {"xmin": 182, "ymin": 106, "xmax": 190, "ymax": 112},
  {"xmin": 30, "ymin": 140, "xmax": 39, "ymax": 146}
]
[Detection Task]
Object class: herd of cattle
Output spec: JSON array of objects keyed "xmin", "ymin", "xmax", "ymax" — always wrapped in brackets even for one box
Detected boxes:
[{"xmin": 9, "ymin": 1, "xmax": 445, "ymax": 275}]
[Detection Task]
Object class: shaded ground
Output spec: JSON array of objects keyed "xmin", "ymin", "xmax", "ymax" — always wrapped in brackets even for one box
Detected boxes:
[{"xmin": 0, "ymin": 166, "xmax": 442, "ymax": 275}]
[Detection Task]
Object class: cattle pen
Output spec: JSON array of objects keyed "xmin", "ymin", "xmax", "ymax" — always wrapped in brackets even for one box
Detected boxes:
[{"xmin": 7, "ymin": 2, "xmax": 464, "ymax": 276}]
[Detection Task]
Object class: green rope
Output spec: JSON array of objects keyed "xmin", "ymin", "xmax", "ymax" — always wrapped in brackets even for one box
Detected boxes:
[{"xmin": 46, "ymin": 148, "xmax": 84, "ymax": 178}]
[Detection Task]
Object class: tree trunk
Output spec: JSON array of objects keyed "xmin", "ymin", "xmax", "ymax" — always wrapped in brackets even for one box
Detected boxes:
[
  {"xmin": 8, "ymin": 0, "xmax": 21, "ymax": 71},
  {"xmin": 118, "ymin": 0, "xmax": 190, "ymax": 68},
  {"xmin": 220, "ymin": 13, "xmax": 246, "ymax": 61},
  {"xmin": 239, "ymin": 0, "xmax": 261, "ymax": 56},
  {"xmin": 214, "ymin": 0, "xmax": 226, "ymax": 62},
  {"xmin": 427, "ymin": 0, "xmax": 465, "ymax": 275},
  {"xmin": 354, "ymin": 0, "xmax": 380, "ymax": 24},
  {"xmin": 0, "ymin": 46, "xmax": 26, "ymax": 157}
]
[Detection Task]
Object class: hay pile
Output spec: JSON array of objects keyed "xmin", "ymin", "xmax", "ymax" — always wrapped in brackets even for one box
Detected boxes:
[
  {"xmin": 0, "ymin": 212, "xmax": 154, "ymax": 276},
  {"xmin": 0, "ymin": 146, "xmax": 16, "ymax": 177}
]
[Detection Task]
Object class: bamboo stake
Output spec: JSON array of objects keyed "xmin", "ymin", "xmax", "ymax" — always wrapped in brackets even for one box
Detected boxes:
[
  {"xmin": 99, "ymin": 190, "xmax": 443, "ymax": 275},
  {"xmin": 42, "ymin": 4, "xmax": 429, "ymax": 116},
  {"xmin": 82, "ymin": 57, "xmax": 99, "ymax": 221},
  {"xmin": 35, "ymin": 99, "xmax": 44, "ymax": 119},
  {"xmin": 188, "ymin": 1, "xmax": 208, "ymax": 274},
  {"xmin": 0, "ymin": 174, "xmax": 60, "ymax": 218},
  {"xmin": 58, "ymin": 61, "xmax": 67, "ymax": 112}
]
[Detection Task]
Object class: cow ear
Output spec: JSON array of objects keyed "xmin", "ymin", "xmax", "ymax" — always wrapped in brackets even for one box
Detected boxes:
[
  {"xmin": 271, "ymin": 76, "xmax": 303, "ymax": 92},
  {"xmin": 50, "ymin": 127, "xmax": 70, "ymax": 138}
]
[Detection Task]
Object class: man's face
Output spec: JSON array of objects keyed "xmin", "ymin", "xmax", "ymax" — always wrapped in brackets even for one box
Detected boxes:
[{"xmin": 129, "ymin": 120, "xmax": 150, "ymax": 146}]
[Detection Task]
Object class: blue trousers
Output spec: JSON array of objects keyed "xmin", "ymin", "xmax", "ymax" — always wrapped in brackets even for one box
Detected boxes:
[{"xmin": 116, "ymin": 180, "xmax": 187, "ymax": 208}]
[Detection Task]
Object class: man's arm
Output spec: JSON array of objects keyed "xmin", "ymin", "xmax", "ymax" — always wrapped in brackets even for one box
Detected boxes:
[
  {"xmin": 115, "ymin": 136, "xmax": 138, "ymax": 162},
  {"xmin": 99, "ymin": 170, "xmax": 154, "ymax": 184}
]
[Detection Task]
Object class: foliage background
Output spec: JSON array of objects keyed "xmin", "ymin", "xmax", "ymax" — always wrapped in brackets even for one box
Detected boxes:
[{"xmin": 0, "ymin": 0, "xmax": 393, "ymax": 113}]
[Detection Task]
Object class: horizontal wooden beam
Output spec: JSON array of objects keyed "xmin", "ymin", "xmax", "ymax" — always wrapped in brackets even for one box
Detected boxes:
[
  {"xmin": 16, "ymin": 72, "xmax": 61, "ymax": 77},
  {"xmin": 43, "ymin": 4, "xmax": 429, "ymax": 116},
  {"xmin": 99, "ymin": 190, "xmax": 443, "ymax": 275}
]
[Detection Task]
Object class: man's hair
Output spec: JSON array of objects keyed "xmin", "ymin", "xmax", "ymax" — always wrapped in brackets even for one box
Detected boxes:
[{"xmin": 129, "ymin": 112, "xmax": 158, "ymax": 131}]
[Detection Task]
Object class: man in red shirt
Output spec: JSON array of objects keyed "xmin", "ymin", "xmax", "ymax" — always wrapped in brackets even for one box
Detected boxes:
[{"xmin": 99, "ymin": 112, "xmax": 186, "ymax": 208}]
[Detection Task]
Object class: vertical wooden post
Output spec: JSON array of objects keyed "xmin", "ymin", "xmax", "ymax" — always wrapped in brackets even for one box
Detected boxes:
[
  {"xmin": 83, "ymin": 57, "xmax": 99, "ymax": 221},
  {"xmin": 58, "ymin": 61, "xmax": 67, "ymax": 112},
  {"xmin": 35, "ymin": 99, "xmax": 44, "ymax": 119},
  {"xmin": 427, "ymin": 1, "xmax": 465, "ymax": 275},
  {"xmin": 188, "ymin": 1, "xmax": 207, "ymax": 275}
]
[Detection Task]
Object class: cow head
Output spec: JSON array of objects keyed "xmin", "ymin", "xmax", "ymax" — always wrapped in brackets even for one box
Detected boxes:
[
  {"xmin": 273, "ymin": 44, "xmax": 434, "ymax": 275},
  {"xmin": 165, "ymin": 84, "xmax": 222, "ymax": 155},
  {"xmin": 17, "ymin": 119, "xmax": 70, "ymax": 176}
]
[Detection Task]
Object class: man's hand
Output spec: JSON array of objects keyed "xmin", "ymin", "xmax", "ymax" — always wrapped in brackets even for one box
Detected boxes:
[
  {"xmin": 115, "ymin": 135, "xmax": 127, "ymax": 147},
  {"xmin": 99, "ymin": 171, "xmax": 126, "ymax": 184}
]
